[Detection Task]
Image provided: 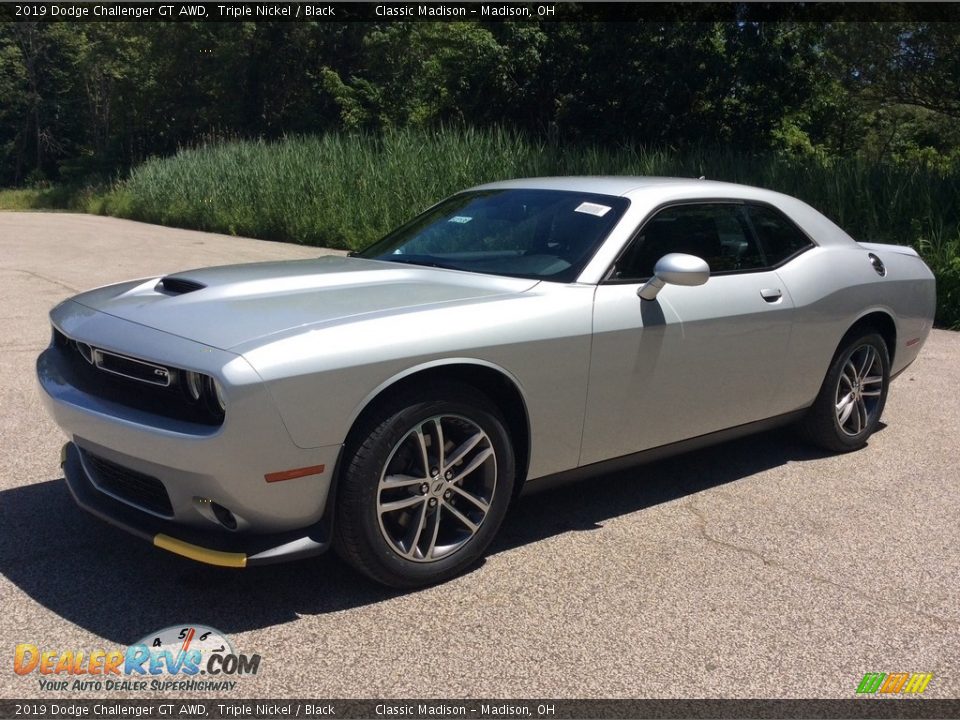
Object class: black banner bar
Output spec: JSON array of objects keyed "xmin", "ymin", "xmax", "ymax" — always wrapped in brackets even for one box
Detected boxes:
[
  {"xmin": 3, "ymin": 699, "xmax": 960, "ymax": 720},
  {"xmin": 2, "ymin": 2, "xmax": 960, "ymax": 23}
]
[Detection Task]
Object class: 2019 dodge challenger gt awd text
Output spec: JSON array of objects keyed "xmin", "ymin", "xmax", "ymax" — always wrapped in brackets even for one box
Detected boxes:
[{"xmin": 37, "ymin": 177, "xmax": 935, "ymax": 587}]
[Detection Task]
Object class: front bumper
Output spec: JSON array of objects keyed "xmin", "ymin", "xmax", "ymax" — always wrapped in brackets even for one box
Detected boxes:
[
  {"xmin": 61, "ymin": 442, "xmax": 331, "ymax": 567},
  {"xmin": 39, "ymin": 304, "xmax": 344, "ymax": 530},
  {"xmin": 38, "ymin": 306, "xmax": 346, "ymax": 567}
]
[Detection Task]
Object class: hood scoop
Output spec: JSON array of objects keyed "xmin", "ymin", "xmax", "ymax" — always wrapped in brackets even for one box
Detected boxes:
[{"xmin": 156, "ymin": 276, "xmax": 206, "ymax": 295}]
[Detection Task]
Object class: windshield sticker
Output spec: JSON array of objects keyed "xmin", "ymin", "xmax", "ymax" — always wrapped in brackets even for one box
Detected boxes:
[
  {"xmin": 448, "ymin": 216, "xmax": 473, "ymax": 224},
  {"xmin": 574, "ymin": 202, "xmax": 612, "ymax": 217}
]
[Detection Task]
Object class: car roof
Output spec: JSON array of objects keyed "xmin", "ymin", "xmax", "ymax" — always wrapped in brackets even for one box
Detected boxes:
[
  {"xmin": 471, "ymin": 175, "xmax": 751, "ymax": 197},
  {"xmin": 469, "ymin": 176, "xmax": 858, "ymax": 249}
]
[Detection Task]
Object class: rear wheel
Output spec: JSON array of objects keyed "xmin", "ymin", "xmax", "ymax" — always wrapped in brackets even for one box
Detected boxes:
[
  {"xmin": 334, "ymin": 384, "xmax": 514, "ymax": 588},
  {"xmin": 800, "ymin": 332, "xmax": 890, "ymax": 452}
]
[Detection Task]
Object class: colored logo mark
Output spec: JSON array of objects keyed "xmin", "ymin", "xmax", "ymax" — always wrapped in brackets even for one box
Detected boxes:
[{"xmin": 856, "ymin": 672, "xmax": 934, "ymax": 695}]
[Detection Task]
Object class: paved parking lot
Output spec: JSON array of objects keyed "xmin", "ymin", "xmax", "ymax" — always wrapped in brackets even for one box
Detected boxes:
[{"xmin": 1, "ymin": 212, "xmax": 958, "ymax": 700}]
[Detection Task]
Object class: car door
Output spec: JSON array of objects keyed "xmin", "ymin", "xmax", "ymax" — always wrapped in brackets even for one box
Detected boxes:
[{"xmin": 579, "ymin": 201, "xmax": 796, "ymax": 466}]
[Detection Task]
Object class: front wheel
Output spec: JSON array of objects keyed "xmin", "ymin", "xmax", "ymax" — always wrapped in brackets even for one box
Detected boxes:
[
  {"xmin": 334, "ymin": 384, "xmax": 515, "ymax": 588},
  {"xmin": 800, "ymin": 332, "xmax": 890, "ymax": 452}
]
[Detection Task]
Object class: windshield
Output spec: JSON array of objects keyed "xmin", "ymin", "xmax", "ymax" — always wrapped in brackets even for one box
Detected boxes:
[{"xmin": 358, "ymin": 189, "xmax": 630, "ymax": 282}]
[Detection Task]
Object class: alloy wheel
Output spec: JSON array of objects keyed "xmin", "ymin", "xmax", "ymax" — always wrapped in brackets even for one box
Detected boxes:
[
  {"xmin": 835, "ymin": 344, "xmax": 884, "ymax": 436},
  {"xmin": 376, "ymin": 415, "xmax": 497, "ymax": 562}
]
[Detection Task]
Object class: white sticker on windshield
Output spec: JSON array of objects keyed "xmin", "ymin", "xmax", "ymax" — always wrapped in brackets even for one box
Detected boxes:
[
  {"xmin": 449, "ymin": 216, "xmax": 472, "ymax": 224},
  {"xmin": 574, "ymin": 202, "xmax": 612, "ymax": 217}
]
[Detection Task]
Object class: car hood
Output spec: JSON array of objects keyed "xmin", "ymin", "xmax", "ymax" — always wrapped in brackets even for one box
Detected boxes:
[{"xmin": 68, "ymin": 256, "xmax": 539, "ymax": 350}]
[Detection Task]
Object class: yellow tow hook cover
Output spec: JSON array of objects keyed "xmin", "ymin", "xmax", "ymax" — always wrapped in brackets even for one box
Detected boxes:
[{"xmin": 154, "ymin": 534, "xmax": 247, "ymax": 568}]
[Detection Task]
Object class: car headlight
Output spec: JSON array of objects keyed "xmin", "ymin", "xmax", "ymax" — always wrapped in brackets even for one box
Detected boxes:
[
  {"xmin": 184, "ymin": 371, "xmax": 203, "ymax": 401},
  {"xmin": 209, "ymin": 377, "xmax": 226, "ymax": 413},
  {"xmin": 181, "ymin": 371, "xmax": 225, "ymax": 419}
]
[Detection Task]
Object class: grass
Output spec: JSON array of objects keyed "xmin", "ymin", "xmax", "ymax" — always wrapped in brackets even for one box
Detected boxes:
[
  {"xmin": 0, "ymin": 186, "xmax": 82, "ymax": 210},
  {"xmin": 0, "ymin": 183, "xmax": 116, "ymax": 212},
  {"xmin": 3, "ymin": 127, "xmax": 959, "ymax": 328}
]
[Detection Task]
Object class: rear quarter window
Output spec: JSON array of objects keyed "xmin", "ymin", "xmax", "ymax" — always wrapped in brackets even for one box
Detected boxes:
[{"xmin": 747, "ymin": 204, "xmax": 814, "ymax": 266}]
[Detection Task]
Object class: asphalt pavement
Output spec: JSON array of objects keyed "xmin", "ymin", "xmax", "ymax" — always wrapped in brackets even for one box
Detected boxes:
[{"xmin": 1, "ymin": 212, "xmax": 958, "ymax": 700}]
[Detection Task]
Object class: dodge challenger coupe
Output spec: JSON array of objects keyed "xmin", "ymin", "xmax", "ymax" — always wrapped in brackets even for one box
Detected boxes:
[{"xmin": 37, "ymin": 177, "xmax": 936, "ymax": 587}]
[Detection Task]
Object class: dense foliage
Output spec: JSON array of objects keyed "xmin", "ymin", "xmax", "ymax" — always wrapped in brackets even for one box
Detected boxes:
[{"xmin": 3, "ymin": 21, "xmax": 960, "ymax": 183}]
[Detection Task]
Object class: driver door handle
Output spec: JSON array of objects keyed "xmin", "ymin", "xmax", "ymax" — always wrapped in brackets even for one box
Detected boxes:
[{"xmin": 760, "ymin": 288, "xmax": 782, "ymax": 303}]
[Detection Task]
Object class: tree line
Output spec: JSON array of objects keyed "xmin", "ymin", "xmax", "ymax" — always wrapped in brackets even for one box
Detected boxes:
[{"xmin": 1, "ymin": 20, "xmax": 959, "ymax": 186}]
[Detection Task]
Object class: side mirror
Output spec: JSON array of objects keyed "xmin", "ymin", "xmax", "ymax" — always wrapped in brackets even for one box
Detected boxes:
[{"xmin": 637, "ymin": 253, "xmax": 710, "ymax": 300}]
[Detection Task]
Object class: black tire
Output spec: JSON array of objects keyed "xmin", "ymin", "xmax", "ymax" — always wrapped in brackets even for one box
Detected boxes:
[
  {"xmin": 799, "ymin": 331, "xmax": 890, "ymax": 452},
  {"xmin": 333, "ymin": 382, "xmax": 515, "ymax": 588}
]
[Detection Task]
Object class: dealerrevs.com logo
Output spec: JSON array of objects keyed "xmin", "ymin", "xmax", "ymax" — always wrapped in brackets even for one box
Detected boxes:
[{"xmin": 14, "ymin": 625, "xmax": 260, "ymax": 693}]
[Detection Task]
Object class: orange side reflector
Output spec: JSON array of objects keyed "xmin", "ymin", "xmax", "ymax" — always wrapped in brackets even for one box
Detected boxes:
[
  {"xmin": 906, "ymin": 338, "xmax": 921, "ymax": 347},
  {"xmin": 264, "ymin": 464, "xmax": 325, "ymax": 483}
]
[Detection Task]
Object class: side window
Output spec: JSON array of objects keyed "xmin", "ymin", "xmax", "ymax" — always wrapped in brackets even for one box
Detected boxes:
[
  {"xmin": 613, "ymin": 203, "xmax": 764, "ymax": 281},
  {"xmin": 746, "ymin": 204, "xmax": 814, "ymax": 266}
]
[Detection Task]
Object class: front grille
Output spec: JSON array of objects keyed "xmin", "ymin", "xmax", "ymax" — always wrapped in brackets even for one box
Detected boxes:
[
  {"xmin": 50, "ymin": 328, "xmax": 223, "ymax": 427},
  {"xmin": 85, "ymin": 452, "xmax": 174, "ymax": 517},
  {"xmin": 93, "ymin": 348, "xmax": 174, "ymax": 387}
]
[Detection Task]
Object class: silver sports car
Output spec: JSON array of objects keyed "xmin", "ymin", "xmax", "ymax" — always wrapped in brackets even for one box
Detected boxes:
[{"xmin": 37, "ymin": 177, "xmax": 935, "ymax": 587}]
